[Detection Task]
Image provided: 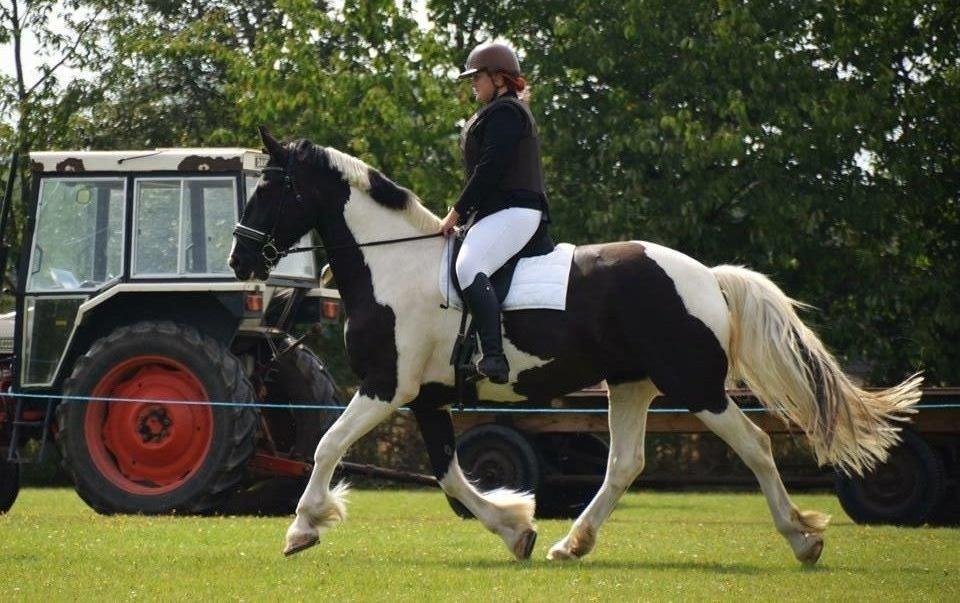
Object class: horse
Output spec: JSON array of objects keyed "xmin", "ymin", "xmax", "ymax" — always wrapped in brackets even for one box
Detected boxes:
[{"xmin": 230, "ymin": 127, "xmax": 922, "ymax": 564}]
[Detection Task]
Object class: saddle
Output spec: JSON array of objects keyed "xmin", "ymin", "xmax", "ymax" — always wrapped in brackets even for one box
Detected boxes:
[{"xmin": 448, "ymin": 220, "xmax": 555, "ymax": 407}]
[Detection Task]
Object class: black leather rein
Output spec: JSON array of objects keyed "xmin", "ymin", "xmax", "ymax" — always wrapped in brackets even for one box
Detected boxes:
[{"xmin": 233, "ymin": 162, "xmax": 442, "ymax": 267}]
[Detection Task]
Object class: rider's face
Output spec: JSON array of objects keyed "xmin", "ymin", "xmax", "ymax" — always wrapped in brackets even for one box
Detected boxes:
[{"xmin": 471, "ymin": 71, "xmax": 496, "ymax": 104}]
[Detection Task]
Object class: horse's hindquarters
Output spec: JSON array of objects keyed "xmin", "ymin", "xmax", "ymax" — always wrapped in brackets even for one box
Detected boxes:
[{"xmin": 496, "ymin": 241, "xmax": 730, "ymax": 411}]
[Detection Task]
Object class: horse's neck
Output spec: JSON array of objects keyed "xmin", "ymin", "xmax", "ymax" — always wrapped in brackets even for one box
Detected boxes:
[
  {"xmin": 328, "ymin": 187, "xmax": 442, "ymax": 309},
  {"xmin": 342, "ymin": 187, "xmax": 426, "ymax": 242}
]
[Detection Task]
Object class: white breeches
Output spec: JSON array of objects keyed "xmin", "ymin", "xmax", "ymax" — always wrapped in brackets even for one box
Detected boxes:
[{"xmin": 455, "ymin": 207, "xmax": 542, "ymax": 288}]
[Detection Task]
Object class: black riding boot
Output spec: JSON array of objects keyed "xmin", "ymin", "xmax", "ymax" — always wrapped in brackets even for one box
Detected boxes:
[{"xmin": 462, "ymin": 273, "xmax": 510, "ymax": 384}]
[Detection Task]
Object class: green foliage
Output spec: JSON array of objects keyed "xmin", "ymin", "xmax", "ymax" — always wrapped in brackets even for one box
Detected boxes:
[
  {"xmin": 226, "ymin": 0, "xmax": 466, "ymax": 213},
  {"xmin": 2, "ymin": 0, "xmax": 957, "ymax": 383},
  {"xmin": 430, "ymin": 0, "xmax": 959, "ymax": 384},
  {"xmin": 0, "ymin": 0, "xmax": 109, "ymax": 249}
]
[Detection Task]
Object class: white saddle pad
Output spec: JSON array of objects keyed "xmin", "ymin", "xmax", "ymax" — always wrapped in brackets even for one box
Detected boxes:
[{"xmin": 439, "ymin": 241, "xmax": 575, "ymax": 311}]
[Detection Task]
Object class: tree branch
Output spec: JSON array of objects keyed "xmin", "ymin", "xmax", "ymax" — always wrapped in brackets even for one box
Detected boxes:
[
  {"xmin": 11, "ymin": 0, "xmax": 26, "ymax": 100},
  {"xmin": 24, "ymin": 8, "xmax": 104, "ymax": 99}
]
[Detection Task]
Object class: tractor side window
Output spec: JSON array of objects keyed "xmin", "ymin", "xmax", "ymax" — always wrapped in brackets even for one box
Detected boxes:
[
  {"xmin": 133, "ymin": 177, "xmax": 237, "ymax": 276},
  {"xmin": 27, "ymin": 178, "xmax": 126, "ymax": 292}
]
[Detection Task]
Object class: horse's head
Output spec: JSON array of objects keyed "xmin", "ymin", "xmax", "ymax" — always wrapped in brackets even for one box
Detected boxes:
[{"xmin": 230, "ymin": 127, "xmax": 321, "ymax": 281}]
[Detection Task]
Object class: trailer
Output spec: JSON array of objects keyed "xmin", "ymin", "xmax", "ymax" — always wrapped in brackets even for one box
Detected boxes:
[{"xmin": 449, "ymin": 386, "xmax": 960, "ymax": 524}]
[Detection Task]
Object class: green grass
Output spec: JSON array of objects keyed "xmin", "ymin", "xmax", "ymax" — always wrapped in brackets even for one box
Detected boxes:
[{"xmin": 2, "ymin": 488, "xmax": 958, "ymax": 601}]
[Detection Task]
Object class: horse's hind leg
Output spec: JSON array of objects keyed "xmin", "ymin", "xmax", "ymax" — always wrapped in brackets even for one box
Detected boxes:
[
  {"xmin": 696, "ymin": 400, "xmax": 829, "ymax": 564},
  {"xmin": 412, "ymin": 405, "xmax": 536, "ymax": 560},
  {"xmin": 547, "ymin": 380, "xmax": 657, "ymax": 561},
  {"xmin": 284, "ymin": 392, "xmax": 397, "ymax": 556}
]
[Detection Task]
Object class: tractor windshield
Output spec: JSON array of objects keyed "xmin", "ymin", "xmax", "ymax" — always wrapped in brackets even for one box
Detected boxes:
[{"xmin": 27, "ymin": 178, "xmax": 126, "ymax": 292}]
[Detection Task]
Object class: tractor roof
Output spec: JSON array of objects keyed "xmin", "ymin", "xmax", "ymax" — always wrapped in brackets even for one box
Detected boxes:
[{"xmin": 29, "ymin": 148, "xmax": 268, "ymax": 174}]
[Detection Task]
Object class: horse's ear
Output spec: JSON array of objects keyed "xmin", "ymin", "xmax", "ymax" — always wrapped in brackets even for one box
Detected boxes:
[{"xmin": 258, "ymin": 125, "xmax": 286, "ymax": 159}]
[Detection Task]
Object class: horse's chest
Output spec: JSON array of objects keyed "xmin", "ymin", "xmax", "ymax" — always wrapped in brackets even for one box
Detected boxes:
[{"xmin": 343, "ymin": 306, "xmax": 399, "ymax": 401}]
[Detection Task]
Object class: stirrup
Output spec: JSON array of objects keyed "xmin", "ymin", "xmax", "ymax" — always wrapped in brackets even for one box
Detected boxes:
[{"xmin": 477, "ymin": 354, "xmax": 509, "ymax": 384}]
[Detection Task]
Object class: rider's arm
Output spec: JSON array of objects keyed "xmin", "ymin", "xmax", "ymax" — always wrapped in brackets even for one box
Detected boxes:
[{"xmin": 453, "ymin": 106, "xmax": 523, "ymax": 222}]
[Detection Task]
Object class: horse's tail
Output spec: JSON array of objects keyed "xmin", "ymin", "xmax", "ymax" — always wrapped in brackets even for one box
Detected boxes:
[{"xmin": 711, "ymin": 264, "xmax": 922, "ymax": 476}]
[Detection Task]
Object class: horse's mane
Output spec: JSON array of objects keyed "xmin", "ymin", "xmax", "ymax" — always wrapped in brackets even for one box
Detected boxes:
[{"xmin": 317, "ymin": 145, "xmax": 442, "ymax": 234}]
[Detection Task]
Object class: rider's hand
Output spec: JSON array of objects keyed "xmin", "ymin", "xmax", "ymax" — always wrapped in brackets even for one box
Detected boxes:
[{"xmin": 440, "ymin": 208, "xmax": 460, "ymax": 237}]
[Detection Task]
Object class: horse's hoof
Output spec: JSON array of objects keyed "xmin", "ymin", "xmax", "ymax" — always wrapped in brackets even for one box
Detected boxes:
[
  {"xmin": 797, "ymin": 534, "xmax": 824, "ymax": 565},
  {"xmin": 283, "ymin": 532, "xmax": 319, "ymax": 557},
  {"xmin": 512, "ymin": 529, "xmax": 537, "ymax": 560},
  {"xmin": 546, "ymin": 545, "xmax": 578, "ymax": 561}
]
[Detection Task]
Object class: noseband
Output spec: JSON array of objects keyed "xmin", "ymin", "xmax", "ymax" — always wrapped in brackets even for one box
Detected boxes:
[{"xmin": 233, "ymin": 156, "xmax": 303, "ymax": 268}]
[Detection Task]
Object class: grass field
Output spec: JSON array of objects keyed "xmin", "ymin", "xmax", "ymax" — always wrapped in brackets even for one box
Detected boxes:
[{"xmin": 2, "ymin": 488, "xmax": 958, "ymax": 601}]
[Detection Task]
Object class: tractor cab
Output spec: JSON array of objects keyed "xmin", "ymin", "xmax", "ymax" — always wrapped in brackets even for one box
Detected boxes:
[{"xmin": 19, "ymin": 149, "xmax": 319, "ymax": 389}]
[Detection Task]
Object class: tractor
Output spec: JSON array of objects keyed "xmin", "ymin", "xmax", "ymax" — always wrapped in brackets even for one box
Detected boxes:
[{"xmin": 0, "ymin": 148, "xmax": 342, "ymax": 515}]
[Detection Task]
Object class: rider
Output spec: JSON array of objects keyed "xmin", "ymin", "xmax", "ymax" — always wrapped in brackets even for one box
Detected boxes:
[{"xmin": 439, "ymin": 42, "xmax": 549, "ymax": 384}]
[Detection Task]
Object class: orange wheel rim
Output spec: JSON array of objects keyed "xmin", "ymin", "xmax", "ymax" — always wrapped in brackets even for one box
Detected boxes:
[{"xmin": 84, "ymin": 356, "xmax": 213, "ymax": 495}]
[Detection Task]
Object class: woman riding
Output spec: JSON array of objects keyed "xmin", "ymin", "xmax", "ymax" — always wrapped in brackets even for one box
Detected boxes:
[{"xmin": 438, "ymin": 41, "xmax": 549, "ymax": 384}]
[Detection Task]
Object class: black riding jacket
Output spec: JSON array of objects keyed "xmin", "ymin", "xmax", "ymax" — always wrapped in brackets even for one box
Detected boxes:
[{"xmin": 455, "ymin": 91, "xmax": 549, "ymax": 224}]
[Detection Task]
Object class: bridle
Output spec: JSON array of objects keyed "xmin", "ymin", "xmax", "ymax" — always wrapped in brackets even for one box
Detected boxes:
[
  {"xmin": 232, "ymin": 155, "xmax": 303, "ymax": 269},
  {"xmin": 233, "ymin": 153, "xmax": 444, "ymax": 271}
]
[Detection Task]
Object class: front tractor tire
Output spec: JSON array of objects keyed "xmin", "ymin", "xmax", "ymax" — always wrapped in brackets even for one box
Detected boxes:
[{"xmin": 57, "ymin": 321, "xmax": 258, "ymax": 515}]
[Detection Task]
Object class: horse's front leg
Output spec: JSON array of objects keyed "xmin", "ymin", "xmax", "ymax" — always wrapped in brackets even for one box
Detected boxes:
[
  {"xmin": 411, "ymin": 404, "xmax": 537, "ymax": 560},
  {"xmin": 283, "ymin": 390, "xmax": 402, "ymax": 556}
]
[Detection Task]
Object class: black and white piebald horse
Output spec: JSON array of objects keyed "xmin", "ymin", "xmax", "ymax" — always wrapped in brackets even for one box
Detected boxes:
[{"xmin": 230, "ymin": 128, "xmax": 921, "ymax": 564}]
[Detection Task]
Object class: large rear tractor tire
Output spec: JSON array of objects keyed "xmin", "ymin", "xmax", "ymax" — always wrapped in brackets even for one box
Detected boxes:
[
  {"xmin": 225, "ymin": 343, "xmax": 342, "ymax": 515},
  {"xmin": 57, "ymin": 321, "xmax": 258, "ymax": 515},
  {"xmin": 260, "ymin": 342, "xmax": 342, "ymax": 460}
]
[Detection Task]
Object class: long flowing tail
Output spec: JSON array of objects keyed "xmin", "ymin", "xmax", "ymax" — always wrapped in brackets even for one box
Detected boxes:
[{"xmin": 712, "ymin": 265, "xmax": 922, "ymax": 476}]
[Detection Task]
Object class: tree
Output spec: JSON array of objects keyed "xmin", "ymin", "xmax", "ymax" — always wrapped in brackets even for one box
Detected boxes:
[
  {"xmin": 0, "ymin": 0, "xmax": 105, "ymax": 248},
  {"xmin": 72, "ymin": 0, "xmax": 290, "ymax": 148},
  {"xmin": 227, "ymin": 0, "xmax": 466, "ymax": 211},
  {"xmin": 428, "ymin": 0, "xmax": 959, "ymax": 383}
]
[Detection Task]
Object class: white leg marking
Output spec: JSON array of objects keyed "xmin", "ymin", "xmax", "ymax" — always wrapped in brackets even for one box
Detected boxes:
[
  {"xmin": 283, "ymin": 392, "xmax": 400, "ymax": 556},
  {"xmin": 696, "ymin": 401, "xmax": 829, "ymax": 564},
  {"xmin": 548, "ymin": 380, "xmax": 658, "ymax": 561},
  {"xmin": 440, "ymin": 453, "xmax": 537, "ymax": 560}
]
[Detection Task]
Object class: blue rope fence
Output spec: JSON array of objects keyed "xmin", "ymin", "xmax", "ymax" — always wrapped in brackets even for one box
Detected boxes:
[{"xmin": 5, "ymin": 389, "xmax": 960, "ymax": 413}]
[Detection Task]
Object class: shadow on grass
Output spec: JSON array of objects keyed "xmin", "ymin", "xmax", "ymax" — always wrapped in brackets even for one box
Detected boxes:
[
  {"xmin": 422, "ymin": 557, "xmax": 939, "ymax": 577},
  {"xmin": 490, "ymin": 560, "xmax": 762, "ymax": 574},
  {"xmin": 419, "ymin": 558, "xmax": 788, "ymax": 575},
  {"xmin": 408, "ymin": 556, "xmax": 928, "ymax": 576}
]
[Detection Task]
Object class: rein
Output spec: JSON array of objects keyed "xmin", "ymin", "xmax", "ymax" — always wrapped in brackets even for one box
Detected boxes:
[
  {"xmin": 233, "ymin": 157, "xmax": 443, "ymax": 267},
  {"xmin": 234, "ymin": 214, "xmax": 443, "ymax": 267},
  {"xmin": 286, "ymin": 232, "xmax": 442, "ymax": 255}
]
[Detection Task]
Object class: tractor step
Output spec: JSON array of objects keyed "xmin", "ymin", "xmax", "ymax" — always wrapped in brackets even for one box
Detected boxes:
[{"xmin": 6, "ymin": 396, "xmax": 56, "ymax": 463}]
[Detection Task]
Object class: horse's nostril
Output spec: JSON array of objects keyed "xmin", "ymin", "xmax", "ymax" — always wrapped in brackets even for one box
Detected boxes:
[{"xmin": 229, "ymin": 255, "xmax": 236, "ymax": 269}]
